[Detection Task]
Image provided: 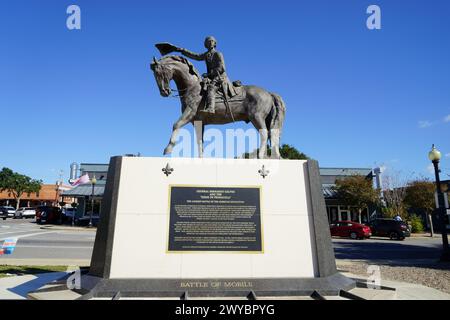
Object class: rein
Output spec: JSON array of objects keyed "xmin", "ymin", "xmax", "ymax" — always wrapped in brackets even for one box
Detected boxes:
[{"xmin": 169, "ymin": 87, "xmax": 189, "ymax": 98}]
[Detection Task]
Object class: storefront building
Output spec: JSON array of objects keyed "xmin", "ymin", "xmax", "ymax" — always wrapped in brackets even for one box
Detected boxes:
[
  {"xmin": 0, "ymin": 184, "xmax": 72, "ymax": 208},
  {"xmin": 61, "ymin": 163, "xmax": 108, "ymax": 222},
  {"xmin": 321, "ymin": 168, "xmax": 375, "ymax": 224}
]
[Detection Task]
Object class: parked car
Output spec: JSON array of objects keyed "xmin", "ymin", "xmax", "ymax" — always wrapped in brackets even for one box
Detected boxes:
[
  {"xmin": 0, "ymin": 206, "xmax": 16, "ymax": 220},
  {"xmin": 62, "ymin": 208, "xmax": 76, "ymax": 223},
  {"xmin": 35, "ymin": 206, "xmax": 62, "ymax": 224},
  {"xmin": 330, "ymin": 221, "xmax": 372, "ymax": 239},
  {"xmin": 76, "ymin": 214, "xmax": 99, "ymax": 227},
  {"xmin": 14, "ymin": 207, "xmax": 36, "ymax": 219},
  {"xmin": 368, "ymin": 219, "xmax": 411, "ymax": 240}
]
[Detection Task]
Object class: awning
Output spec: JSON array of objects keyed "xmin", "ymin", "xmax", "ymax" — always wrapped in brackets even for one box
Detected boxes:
[
  {"xmin": 62, "ymin": 184, "xmax": 105, "ymax": 197},
  {"xmin": 322, "ymin": 184, "xmax": 337, "ymax": 199}
]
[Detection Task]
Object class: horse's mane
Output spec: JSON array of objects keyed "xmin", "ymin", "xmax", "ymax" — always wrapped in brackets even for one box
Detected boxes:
[{"xmin": 160, "ymin": 55, "xmax": 201, "ymax": 80}]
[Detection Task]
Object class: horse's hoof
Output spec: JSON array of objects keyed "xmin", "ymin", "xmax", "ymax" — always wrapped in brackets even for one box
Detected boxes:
[{"xmin": 163, "ymin": 146, "xmax": 173, "ymax": 155}]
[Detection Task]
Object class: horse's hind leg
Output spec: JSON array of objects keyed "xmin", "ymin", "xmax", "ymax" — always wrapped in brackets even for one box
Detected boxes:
[
  {"xmin": 251, "ymin": 115, "xmax": 268, "ymax": 159},
  {"xmin": 264, "ymin": 116, "xmax": 281, "ymax": 159},
  {"xmin": 270, "ymin": 128, "xmax": 281, "ymax": 159}
]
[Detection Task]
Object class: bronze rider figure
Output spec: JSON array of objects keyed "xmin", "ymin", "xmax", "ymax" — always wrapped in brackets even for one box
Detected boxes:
[{"xmin": 176, "ymin": 36, "xmax": 236, "ymax": 113}]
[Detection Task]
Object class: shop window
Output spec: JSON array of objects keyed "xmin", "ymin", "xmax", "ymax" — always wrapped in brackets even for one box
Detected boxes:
[
  {"xmin": 341, "ymin": 211, "xmax": 348, "ymax": 221},
  {"xmin": 329, "ymin": 206, "xmax": 338, "ymax": 222}
]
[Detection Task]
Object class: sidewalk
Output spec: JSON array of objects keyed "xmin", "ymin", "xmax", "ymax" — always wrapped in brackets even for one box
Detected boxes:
[
  {"xmin": 1, "ymin": 271, "xmax": 449, "ymax": 300},
  {"xmin": 0, "ymin": 272, "xmax": 68, "ymax": 299},
  {"xmin": 410, "ymin": 232, "xmax": 440, "ymax": 238},
  {"xmin": 341, "ymin": 272, "xmax": 450, "ymax": 300}
]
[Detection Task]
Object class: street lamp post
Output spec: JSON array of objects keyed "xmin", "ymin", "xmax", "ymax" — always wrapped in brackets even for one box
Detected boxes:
[
  {"xmin": 55, "ymin": 181, "xmax": 63, "ymax": 225},
  {"xmin": 428, "ymin": 144, "xmax": 450, "ymax": 261},
  {"xmin": 89, "ymin": 175, "xmax": 97, "ymax": 228}
]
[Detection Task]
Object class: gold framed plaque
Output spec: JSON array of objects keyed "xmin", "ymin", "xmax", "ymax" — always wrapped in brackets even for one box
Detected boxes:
[{"xmin": 167, "ymin": 185, "xmax": 263, "ymax": 253}]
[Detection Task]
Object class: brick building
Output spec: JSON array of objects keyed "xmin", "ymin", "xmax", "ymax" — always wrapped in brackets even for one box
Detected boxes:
[{"xmin": 0, "ymin": 184, "xmax": 72, "ymax": 208}]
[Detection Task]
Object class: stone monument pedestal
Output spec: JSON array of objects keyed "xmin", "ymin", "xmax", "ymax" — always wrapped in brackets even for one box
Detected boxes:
[{"xmin": 80, "ymin": 156, "xmax": 355, "ymax": 298}]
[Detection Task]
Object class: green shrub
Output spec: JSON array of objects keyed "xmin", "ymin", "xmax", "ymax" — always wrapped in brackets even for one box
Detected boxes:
[{"xmin": 408, "ymin": 214, "xmax": 424, "ymax": 233}]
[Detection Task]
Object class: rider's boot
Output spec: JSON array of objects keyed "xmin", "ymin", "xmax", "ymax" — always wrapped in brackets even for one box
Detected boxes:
[{"xmin": 201, "ymin": 92, "xmax": 216, "ymax": 114}]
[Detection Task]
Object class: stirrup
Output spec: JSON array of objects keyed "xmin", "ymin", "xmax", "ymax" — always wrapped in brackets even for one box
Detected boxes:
[{"xmin": 200, "ymin": 108, "xmax": 215, "ymax": 114}]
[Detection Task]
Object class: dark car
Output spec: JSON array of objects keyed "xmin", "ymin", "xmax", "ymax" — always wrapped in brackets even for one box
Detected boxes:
[
  {"xmin": 330, "ymin": 221, "xmax": 372, "ymax": 239},
  {"xmin": 35, "ymin": 206, "xmax": 62, "ymax": 224},
  {"xmin": 0, "ymin": 207, "xmax": 7, "ymax": 220},
  {"xmin": 0, "ymin": 206, "xmax": 16, "ymax": 220},
  {"xmin": 368, "ymin": 219, "xmax": 411, "ymax": 240},
  {"xmin": 62, "ymin": 208, "xmax": 76, "ymax": 223}
]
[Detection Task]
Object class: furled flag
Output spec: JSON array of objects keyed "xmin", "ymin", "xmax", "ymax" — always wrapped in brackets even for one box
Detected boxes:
[{"xmin": 70, "ymin": 173, "xmax": 90, "ymax": 186}]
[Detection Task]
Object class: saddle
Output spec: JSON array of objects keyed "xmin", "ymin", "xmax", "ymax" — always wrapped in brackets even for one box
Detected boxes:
[
  {"xmin": 200, "ymin": 80, "xmax": 244, "ymax": 103},
  {"xmin": 199, "ymin": 79, "xmax": 246, "ymax": 121},
  {"xmin": 217, "ymin": 81, "xmax": 244, "ymax": 103}
]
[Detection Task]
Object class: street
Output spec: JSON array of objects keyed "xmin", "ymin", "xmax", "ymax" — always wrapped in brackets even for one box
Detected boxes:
[
  {"xmin": 0, "ymin": 219, "xmax": 93, "ymax": 265},
  {"xmin": 1, "ymin": 218, "xmax": 445, "ymax": 267},
  {"xmin": 333, "ymin": 236, "xmax": 443, "ymax": 266}
]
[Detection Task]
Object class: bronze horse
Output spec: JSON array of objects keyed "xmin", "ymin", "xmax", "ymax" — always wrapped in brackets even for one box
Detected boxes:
[{"xmin": 150, "ymin": 55, "xmax": 286, "ymax": 159}]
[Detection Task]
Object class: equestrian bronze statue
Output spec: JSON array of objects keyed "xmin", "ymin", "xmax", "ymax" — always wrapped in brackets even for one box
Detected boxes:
[{"xmin": 151, "ymin": 36, "xmax": 286, "ymax": 159}]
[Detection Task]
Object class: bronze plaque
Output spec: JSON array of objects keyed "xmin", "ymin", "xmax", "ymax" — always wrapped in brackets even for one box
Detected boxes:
[{"xmin": 167, "ymin": 186, "xmax": 262, "ymax": 252}]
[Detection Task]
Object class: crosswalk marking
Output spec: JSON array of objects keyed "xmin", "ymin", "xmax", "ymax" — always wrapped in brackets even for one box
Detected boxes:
[
  {"xmin": 0, "ymin": 229, "xmax": 46, "ymax": 237},
  {"xmin": 0, "ymin": 231, "xmax": 58, "ymax": 242}
]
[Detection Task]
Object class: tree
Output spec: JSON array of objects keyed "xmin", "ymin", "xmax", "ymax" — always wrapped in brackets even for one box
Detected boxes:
[
  {"xmin": 240, "ymin": 144, "xmax": 310, "ymax": 160},
  {"xmin": 279, "ymin": 144, "xmax": 309, "ymax": 160},
  {"xmin": 0, "ymin": 168, "xmax": 42, "ymax": 210},
  {"xmin": 404, "ymin": 179, "xmax": 436, "ymax": 236},
  {"xmin": 333, "ymin": 175, "xmax": 380, "ymax": 223},
  {"xmin": 381, "ymin": 171, "xmax": 409, "ymax": 219}
]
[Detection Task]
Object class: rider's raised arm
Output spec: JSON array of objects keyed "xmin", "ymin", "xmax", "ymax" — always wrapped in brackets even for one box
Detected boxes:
[{"xmin": 178, "ymin": 48, "xmax": 206, "ymax": 61}]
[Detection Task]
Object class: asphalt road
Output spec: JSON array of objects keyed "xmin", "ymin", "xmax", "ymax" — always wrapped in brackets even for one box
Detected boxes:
[
  {"xmin": 332, "ymin": 236, "xmax": 443, "ymax": 266},
  {"xmin": 0, "ymin": 218, "xmax": 94, "ymax": 265},
  {"xmin": 0, "ymin": 218, "xmax": 445, "ymax": 267}
]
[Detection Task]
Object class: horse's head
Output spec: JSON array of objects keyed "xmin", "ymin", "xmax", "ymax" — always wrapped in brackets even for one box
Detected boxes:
[
  {"xmin": 150, "ymin": 55, "xmax": 201, "ymax": 97},
  {"xmin": 150, "ymin": 56, "xmax": 173, "ymax": 97}
]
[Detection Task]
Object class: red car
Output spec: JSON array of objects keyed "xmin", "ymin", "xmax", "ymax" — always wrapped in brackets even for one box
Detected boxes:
[{"xmin": 330, "ymin": 221, "xmax": 372, "ymax": 240}]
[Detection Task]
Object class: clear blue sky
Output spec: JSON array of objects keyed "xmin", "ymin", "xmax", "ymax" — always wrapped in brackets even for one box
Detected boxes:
[{"xmin": 1, "ymin": 0, "xmax": 449, "ymax": 183}]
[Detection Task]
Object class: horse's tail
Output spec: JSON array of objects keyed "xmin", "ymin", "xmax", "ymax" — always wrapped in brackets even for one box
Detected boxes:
[
  {"xmin": 266, "ymin": 93, "xmax": 285, "ymax": 157},
  {"xmin": 268, "ymin": 93, "xmax": 286, "ymax": 133}
]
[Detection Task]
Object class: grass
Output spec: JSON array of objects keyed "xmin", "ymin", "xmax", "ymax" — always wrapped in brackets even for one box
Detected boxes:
[{"xmin": 0, "ymin": 265, "xmax": 69, "ymax": 278}]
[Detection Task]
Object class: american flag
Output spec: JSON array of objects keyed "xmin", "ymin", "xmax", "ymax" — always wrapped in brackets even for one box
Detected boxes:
[{"xmin": 70, "ymin": 173, "xmax": 90, "ymax": 186}]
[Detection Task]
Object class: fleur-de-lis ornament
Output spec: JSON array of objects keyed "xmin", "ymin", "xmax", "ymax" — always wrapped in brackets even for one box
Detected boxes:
[
  {"xmin": 258, "ymin": 165, "xmax": 269, "ymax": 179},
  {"xmin": 162, "ymin": 163, "xmax": 174, "ymax": 177}
]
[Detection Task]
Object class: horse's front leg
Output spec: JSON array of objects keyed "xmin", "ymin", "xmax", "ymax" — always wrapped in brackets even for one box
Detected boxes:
[
  {"xmin": 164, "ymin": 109, "xmax": 195, "ymax": 155},
  {"xmin": 194, "ymin": 121, "xmax": 204, "ymax": 158}
]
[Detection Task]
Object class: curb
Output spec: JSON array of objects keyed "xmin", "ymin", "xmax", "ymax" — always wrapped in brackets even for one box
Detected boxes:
[
  {"xmin": 410, "ymin": 233, "xmax": 440, "ymax": 238},
  {"xmin": 39, "ymin": 226, "xmax": 96, "ymax": 232},
  {"xmin": 0, "ymin": 258, "xmax": 91, "ymax": 266}
]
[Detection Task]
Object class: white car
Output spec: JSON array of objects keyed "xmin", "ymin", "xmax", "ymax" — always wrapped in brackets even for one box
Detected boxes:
[{"xmin": 15, "ymin": 207, "xmax": 36, "ymax": 219}]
